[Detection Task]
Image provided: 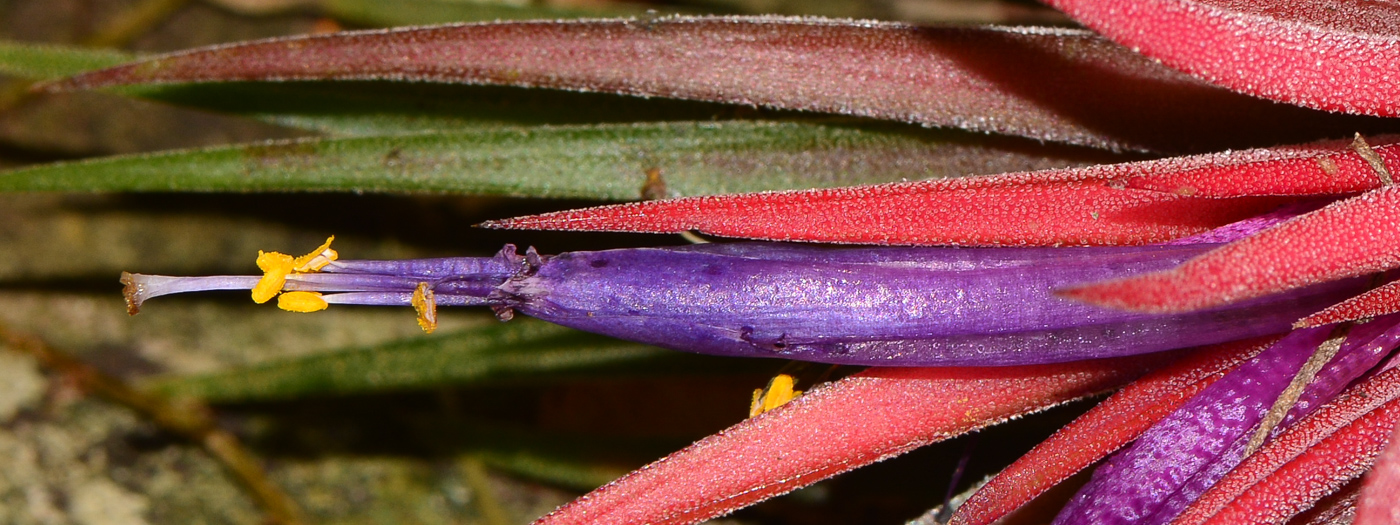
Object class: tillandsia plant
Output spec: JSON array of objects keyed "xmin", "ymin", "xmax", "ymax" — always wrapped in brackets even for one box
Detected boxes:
[{"xmin": 5, "ymin": 1, "xmax": 1400, "ymax": 524}]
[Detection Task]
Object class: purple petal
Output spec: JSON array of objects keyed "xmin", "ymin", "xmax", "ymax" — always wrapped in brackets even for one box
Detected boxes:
[
  {"xmin": 1053, "ymin": 314, "xmax": 1400, "ymax": 525},
  {"xmin": 1161, "ymin": 199, "xmax": 1334, "ymax": 245},
  {"xmin": 503, "ymin": 243, "xmax": 1365, "ymax": 366}
]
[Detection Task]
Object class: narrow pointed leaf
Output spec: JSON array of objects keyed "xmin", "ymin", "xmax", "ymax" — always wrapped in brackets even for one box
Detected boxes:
[
  {"xmin": 1298, "ymin": 281, "xmax": 1400, "ymax": 329},
  {"xmin": 0, "ymin": 121, "xmax": 1098, "ymax": 196},
  {"xmin": 1173, "ymin": 367, "xmax": 1400, "ymax": 525},
  {"xmin": 1357, "ymin": 426, "xmax": 1400, "ymax": 525},
  {"xmin": 1063, "ymin": 188, "xmax": 1400, "ymax": 312},
  {"xmin": 532, "ymin": 354, "xmax": 1171, "ymax": 525},
  {"xmin": 482, "ymin": 163, "xmax": 1294, "ymax": 246},
  {"xmin": 2, "ymin": 39, "xmax": 795, "ymax": 137},
  {"xmin": 38, "ymin": 18, "xmax": 1395, "ymax": 152},
  {"xmin": 132, "ymin": 81, "xmax": 760, "ymax": 136},
  {"xmin": 1044, "ymin": 0, "xmax": 1400, "ymax": 116},
  {"xmin": 1124, "ymin": 135, "xmax": 1400, "ymax": 198},
  {"xmin": 949, "ymin": 338, "xmax": 1270, "ymax": 525}
]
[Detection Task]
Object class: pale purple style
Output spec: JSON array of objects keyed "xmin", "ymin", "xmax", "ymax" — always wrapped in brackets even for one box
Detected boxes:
[{"xmin": 123, "ymin": 241, "xmax": 1366, "ymax": 367}]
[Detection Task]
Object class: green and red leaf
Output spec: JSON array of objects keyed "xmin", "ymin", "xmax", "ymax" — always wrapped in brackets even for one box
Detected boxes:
[{"xmin": 39, "ymin": 17, "xmax": 1392, "ymax": 152}]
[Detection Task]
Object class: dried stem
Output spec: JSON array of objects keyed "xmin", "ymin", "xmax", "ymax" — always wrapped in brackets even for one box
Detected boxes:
[
  {"xmin": 460, "ymin": 456, "xmax": 513, "ymax": 525},
  {"xmin": 1352, "ymin": 133, "xmax": 1395, "ymax": 187},
  {"xmin": 81, "ymin": 0, "xmax": 191, "ymax": 49},
  {"xmin": 1245, "ymin": 323, "xmax": 1352, "ymax": 456}
]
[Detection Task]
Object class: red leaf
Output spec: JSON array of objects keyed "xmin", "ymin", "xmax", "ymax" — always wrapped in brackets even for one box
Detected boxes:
[
  {"xmin": 1124, "ymin": 135, "xmax": 1400, "ymax": 198},
  {"xmin": 1060, "ymin": 187, "xmax": 1400, "ymax": 312},
  {"xmin": 532, "ymin": 354, "xmax": 1169, "ymax": 525},
  {"xmin": 1297, "ymin": 281, "xmax": 1400, "ymax": 329},
  {"xmin": 1172, "ymin": 367, "xmax": 1400, "ymax": 525},
  {"xmin": 1357, "ymin": 425, "xmax": 1400, "ymax": 525},
  {"xmin": 39, "ymin": 18, "xmax": 1392, "ymax": 153},
  {"xmin": 1044, "ymin": 0, "xmax": 1400, "ymax": 117},
  {"xmin": 949, "ymin": 338, "xmax": 1270, "ymax": 525},
  {"xmin": 482, "ymin": 174, "xmax": 1290, "ymax": 246}
]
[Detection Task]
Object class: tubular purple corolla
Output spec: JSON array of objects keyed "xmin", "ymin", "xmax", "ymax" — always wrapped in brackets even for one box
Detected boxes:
[{"xmin": 121, "ymin": 240, "xmax": 1368, "ymax": 367}]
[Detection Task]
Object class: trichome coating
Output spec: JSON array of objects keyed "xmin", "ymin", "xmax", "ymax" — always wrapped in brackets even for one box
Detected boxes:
[{"xmin": 122, "ymin": 238, "xmax": 1366, "ymax": 367}]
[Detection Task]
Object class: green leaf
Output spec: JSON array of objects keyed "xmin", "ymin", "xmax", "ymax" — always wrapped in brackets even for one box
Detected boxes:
[
  {"xmin": 143, "ymin": 318, "xmax": 744, "ymax": 402},
  {"xmin": 0, "ymin": 40, "xmax": 135, "ymax": 80},
  {"xmin": 0, "ymin": 120, "xmax": 1115, "ymax": 196},
  {"xmin": 126, "ymin": 81, "xmax": 751, "ymax": 136},
  {"xmin": 472, "ymin": 451, "xmax": 628, "ymax": 491},
  {"xmin": 452, "ymin": 424, "xmax": 683, "ymax": 490}
]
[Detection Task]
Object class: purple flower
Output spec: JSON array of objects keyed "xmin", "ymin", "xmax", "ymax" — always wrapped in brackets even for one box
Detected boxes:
[
  {"xmin": 124, "ymin": 238, "xmax": 1363, "ymax": 367},
  {"xmin": 120, "ymin": 218, "xmax": 1400, "ymax": 525}
]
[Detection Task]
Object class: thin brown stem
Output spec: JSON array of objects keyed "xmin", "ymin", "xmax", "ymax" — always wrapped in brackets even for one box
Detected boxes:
[
  {"xmin": 0, "ymin": 322, "xmax": 305, "ymax": 525},
  {"xmin": 460, "ymin": 456, "xmax": 513, "ymax": 525},
  {"xmin": 81, "ymin": 0, "xmax": 192, "ymax": 49}
]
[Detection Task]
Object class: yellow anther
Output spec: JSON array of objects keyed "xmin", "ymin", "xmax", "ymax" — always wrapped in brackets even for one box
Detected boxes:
[
  {"xmin": 412, "ymin": 282, "xmax": 438, "ymax": 334},
  {"xmin": 749, "ymin": 374, "xmax": 802, "ymax": 417},
  {"xmin": 252, "ymin": 251, "xmax": 295, "ymax": 304},
  {"xmin": 251, "ymin": 237, "xmax": 338, "ymax": 304},
  {"xmin": 277, "ymin": 291, "xmax": 328, "ymax": 312},
  {"xmin": 293, "ymin": 236, "xmax": 338, "ymax": 272}
]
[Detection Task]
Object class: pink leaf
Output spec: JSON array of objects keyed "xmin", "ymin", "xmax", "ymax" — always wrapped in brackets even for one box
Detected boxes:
[
  {"xmin": 1060, "ymin": 187, "xmax": 1400, "ymax": 312},
  {"xmin": 1124, "ymin": 135, "xmax": 1400, "ymax": 198},
  {"xmin": 1172, "ymin": 367, "xmax": 1400, "ymax": 525},
  {"xmin": 1357, "ymin": 424, "xmax": 1400, "ymax": 525},
  {"xmin": 39, "ymin": 17, "xmax": 1392, "ymax": 153},
  {"xmin": 482, "ymin": 174, "xmax": 1290, "ymax": 246},
  {"xmin": 949, "ymin": 338, "xmax": 1270, "ymax": 525},
  {"xmin": 1043, "ymin": 0, "xmax": 1400, "ymax": 117},
  {"xmin": 532, "ymin": 354, "xmax": 1170, "ymax": 525}
]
